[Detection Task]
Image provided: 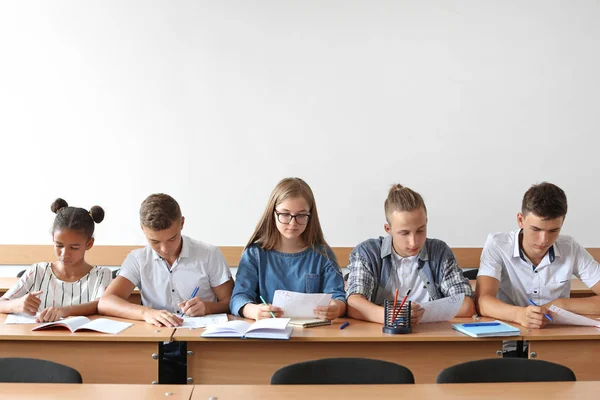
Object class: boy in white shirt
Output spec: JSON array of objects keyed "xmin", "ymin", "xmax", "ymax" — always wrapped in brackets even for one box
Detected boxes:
[
  {"xmin": 476, "ymin": 182, "xmax": 600, "ymax": 330},
  {"xmin": 99, "ymin": 193, "xmax": 233, "ymax": 326},
  {"xmin": 99, "ymin": 193, "xmax": 233, "ymax": 383}
]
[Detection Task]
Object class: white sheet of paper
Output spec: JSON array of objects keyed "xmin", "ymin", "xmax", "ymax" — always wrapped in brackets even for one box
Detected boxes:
[
  {"xmin": 419, "ymin": 293, "xmax": 465, "ymax": 323},
  {"xmin": 5, "ymin": 313, "xmax": 40, "ymax": 324},
  {"xmin": 272, "ymin": 290, "xmax": 332, "ymax": 318},
  {"xmin": 549, "ymin": 305, "xmax": 600, "ymax": 327},
  {"xmin": 181, "ymin": 313, "xmax": 228, "ymax": 329}
]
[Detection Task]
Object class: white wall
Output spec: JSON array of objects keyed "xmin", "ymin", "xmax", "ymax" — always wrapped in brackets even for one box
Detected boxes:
[{"xmin": 1, "ymin": 1, "xmax": 599, "ymax": 249}]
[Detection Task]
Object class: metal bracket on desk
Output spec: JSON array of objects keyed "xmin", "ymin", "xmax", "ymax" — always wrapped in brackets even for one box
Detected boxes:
[{"xmin": 158, "ymin": 341, "xmax": 188, "ymax": 384}]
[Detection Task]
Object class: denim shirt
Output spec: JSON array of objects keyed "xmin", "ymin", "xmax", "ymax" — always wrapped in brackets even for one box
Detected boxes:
[
  {"xmin": 346, "ymin": 236, "xmax": 473, "ymax": 305},
  {"xmin": 230, "ymin": 245, "xmax": 346, "ymax": 317}
]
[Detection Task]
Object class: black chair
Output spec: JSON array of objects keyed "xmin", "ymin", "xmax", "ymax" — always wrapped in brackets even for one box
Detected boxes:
[
  {"xmin": 270, "ymin": 357, "xmax": 414, "ymax": 384},
  {"xmin": 0, "ymin": 358, "xmax": 82, "ymax": 383},
  {"xmin": 462, "ymin": 269, "xmax": 478, "ymax": 280},
  {"xmin": 436, "ymin": 358, "xmax": 576, "ymax": 383},
  {"xmin": 16, "ymin": 270, "xmax": 25, "ymax": 278},
  {"xmin": 112, "ymin": 269, "xmax": 120, "ymax": 279}
]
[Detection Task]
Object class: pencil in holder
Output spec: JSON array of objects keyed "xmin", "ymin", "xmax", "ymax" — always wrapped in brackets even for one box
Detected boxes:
[{"xmin": 383, "ymin": 299, "xmax": 412, "ymax": 334}]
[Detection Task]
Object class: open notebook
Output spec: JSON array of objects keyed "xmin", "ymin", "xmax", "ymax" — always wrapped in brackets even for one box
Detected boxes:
[
  {"xmin": 201, "ymin": 317, "xmax": 293, "ymax": 339},
  {"xmin": 32, "ymin": 316, "xmax": 133, "ymax": 334}
]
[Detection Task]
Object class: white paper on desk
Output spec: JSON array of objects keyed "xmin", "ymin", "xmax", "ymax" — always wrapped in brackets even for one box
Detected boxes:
[
  {"xmin": 180, "ymin": 313, "xmax": 228, "ymax": 329},
  {"xmin": 5, "ymin": 313, "xmax": 40, "ymax": 324},
  {"xmin": 419, "ymin": 293, "xmax": 465, "ymax": 323},
  {"xmin": 272, "ymin": 290, "xmax": 332, "ymax": 318},
  {"xmin": 549, "ymin": 305, "xmax": 600, "ymax": 327}
]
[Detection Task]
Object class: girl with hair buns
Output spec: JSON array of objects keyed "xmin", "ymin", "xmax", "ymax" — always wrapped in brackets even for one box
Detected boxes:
[{"xmin": 0, "ymin": 198, "xmax": 112, "ymax": 322}]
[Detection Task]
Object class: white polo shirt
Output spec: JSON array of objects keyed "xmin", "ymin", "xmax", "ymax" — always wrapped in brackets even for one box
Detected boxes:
[
  {"xmin": 119, "ymin": 236, "xmax": 232, "ymax": 314},
  {"xmin": 478, "ymin": 229, "xmax": 600, "ymax": 306}
]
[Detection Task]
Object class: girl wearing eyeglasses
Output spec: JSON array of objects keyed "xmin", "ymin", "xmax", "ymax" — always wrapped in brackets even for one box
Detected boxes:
[{"xmin": 230, "ymin": 177, "xmax": 346, "ymax": 321}]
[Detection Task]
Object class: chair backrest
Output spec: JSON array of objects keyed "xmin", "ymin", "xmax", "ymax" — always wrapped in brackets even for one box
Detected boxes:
[
  {"xmin": 462, "ymin": 269, "xmax": 478, "ymax": 280},
  {"xmin": 0, "ymin": 358, "xmax": 82, "ymax": 383},
  {"xmin": 112, "ymin": 269, "xmax": 119, "ymax": 279},
  {"xmin": 270, "ymin": 357, "xmax": 414, "ymax": 384},
  {"xmin": 436, "ymin": 358, "xmax": 576, "ymax": 383}
]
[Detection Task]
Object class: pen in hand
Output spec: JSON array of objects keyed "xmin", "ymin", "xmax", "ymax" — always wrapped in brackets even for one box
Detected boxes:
[
  {"xmin": 181, "ymin": 286, "xmax": 199, "ymax": 316},
  {"xmin": 528, "ymin": 299, "xmax": 553, "ymax": 322},
  {"xmin": 259, "ymin": 295, "xmax": 277, "ymax": 318}
]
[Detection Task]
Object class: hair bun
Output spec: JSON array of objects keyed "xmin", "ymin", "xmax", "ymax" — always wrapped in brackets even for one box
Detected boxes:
[
  {"xmin": 50, "ymin": 198, "xmax": 69, "ymax": 214},
  {"xmin": 389, "ymin": 184, "xmax": 405, "ymax": 194},
  {"xmin": 89, "ymin": 206, "xmax": 105, "ymax": 224}
]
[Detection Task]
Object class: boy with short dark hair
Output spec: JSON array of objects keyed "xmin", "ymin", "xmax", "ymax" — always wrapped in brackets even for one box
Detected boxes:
[{"xmin": 476, "ymin": 182, "xmax": 600, "ymax": 330}]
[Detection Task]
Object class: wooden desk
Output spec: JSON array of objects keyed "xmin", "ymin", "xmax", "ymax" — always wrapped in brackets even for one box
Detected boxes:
[
  {"xmin": 468, "ymin": 278, "xmax": 594, "ymax": 298},
  {"xmin": 0, "ymin": 384, "xmax": 193, "ymax": 400},
  {"xmin": 524, "ymin": 322, "xmax": 600, "ymax": 381},
  {"xmin": 189, "ymin": 382, "xmax": 597, "ymax": 400},
  {"xmin": 0, "ymin": 277, "xmax": 142, "ymax": 304},
  {"xmin": 0, "ymin": 314, "xmax": 175, "ymax": 384},
  {"xmin": 174, "ymin": 317, "xmax": 506, "ymax": 384}
]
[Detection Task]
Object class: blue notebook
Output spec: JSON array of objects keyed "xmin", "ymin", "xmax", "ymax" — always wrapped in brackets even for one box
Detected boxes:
[{"xmin": 452, "ymin": 320, "xmax": 520, "ymax": 338}]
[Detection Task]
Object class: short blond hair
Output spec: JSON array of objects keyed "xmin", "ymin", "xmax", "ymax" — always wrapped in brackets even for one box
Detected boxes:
[{"xmin": 384, "ymin": 184, "xmax": 427, "ymax": 223}]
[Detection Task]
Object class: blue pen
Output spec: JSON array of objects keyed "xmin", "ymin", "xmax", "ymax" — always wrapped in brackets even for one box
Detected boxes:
[
  {"xmin": 259, "ymin": 295, "xmax": 276, "ymax": 318},
  {"xmin": 181, "ymin": 286, "xmax": 199, "ymax": 315},
  {"xmin": 462, "ymin": 322, "xmax": 501, "ymax": 327},
  {"xmin": 340, "ymin": 321, "xmax": 350, "ymax": 330},
  {"xmin": 528, "ymin": 299, "xmax": 553, "ymax": 322}
]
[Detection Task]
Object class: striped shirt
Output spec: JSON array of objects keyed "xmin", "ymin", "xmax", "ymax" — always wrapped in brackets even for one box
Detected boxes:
[{"xmin": 1, "ymin": 262, "xmax": 112, "ymax": 310}]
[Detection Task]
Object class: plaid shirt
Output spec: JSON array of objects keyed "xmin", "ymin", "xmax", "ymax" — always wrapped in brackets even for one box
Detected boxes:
[{"xmin": 346, "ymin": 236, "xmax": 473, "ymax": 305}]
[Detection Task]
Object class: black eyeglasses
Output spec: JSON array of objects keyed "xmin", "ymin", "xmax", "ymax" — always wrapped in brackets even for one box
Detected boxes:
[{"xmin": 274, "ymin": 210, "xmax": 310, "ymax": 225}]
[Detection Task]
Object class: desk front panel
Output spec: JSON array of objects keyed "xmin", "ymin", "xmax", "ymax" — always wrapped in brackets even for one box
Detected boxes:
[
  {"xmin": 0, "ymin": 314, "xmax": 173, "ymax": 383},
  {"xmin": 525, "ymin": 323, "xmax": 600, "ymax": 381},
  {"xmin": 0, "ymin": 384, "xmax": 193, "ymax": 400},
  {"xmin": 190, "ymin": 382, "xmax": 598, "ymax": 400},
  {"xmin": 176, "ymin": 319, "xmax": 505, "ymax": 384}
]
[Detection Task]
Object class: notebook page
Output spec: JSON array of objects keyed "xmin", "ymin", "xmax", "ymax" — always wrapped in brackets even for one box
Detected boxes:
[
  {"xmin": 181, "ymin": 313, "xmax": 228, "ymax": 329},
  {"xmin": 79, "ymin": 318, "xmax": 133, "ymax": 334},
  {"xmin": 5, "ymin": 313, "xmax": 40, "ymax": 324},
  {"xmin": 201, "ymin": 320, "xmax": 252, "ymax": 337},
  {"xmin": 549, "ymin": 305, "xmax": 600, "ymax": 327},
  {"xmin": 33, "ymin": 316, "xmax": 90, "ymax": 332},
  {"xmin": 420, "ymin": 293, "xmax": 465, "ymax": 323},
  {"xmin": 272, "ymin": 291, "xmax": 332, "ymax": 318},
  {"xmin": 245, "ymin": 317, "xmax": 291, "ymax": 334}
]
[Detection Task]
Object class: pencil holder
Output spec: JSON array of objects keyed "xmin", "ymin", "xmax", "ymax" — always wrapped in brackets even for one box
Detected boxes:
[{"xmin": 383, "ymin": 299, "xmax": 411, "ymax": 334}]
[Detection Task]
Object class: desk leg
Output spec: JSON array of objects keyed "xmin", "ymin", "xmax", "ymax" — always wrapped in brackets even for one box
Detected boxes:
[
  {"xmin": 186, "ymin": 340, "xmax": 502, "ymax": 384},
  {"xmin": 529, "ymin": 340, "xmax": 600, "ymax": 381}
]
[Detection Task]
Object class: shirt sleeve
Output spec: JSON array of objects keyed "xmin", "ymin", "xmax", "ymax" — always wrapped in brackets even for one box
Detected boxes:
[
  {"xmin": 207, "ymin": 247, "xmax": 233, "ymax": 287},
  {"xmin": 230, "ymin": 247, "xmax": 260, "ymax": 317},
  {"xmin": 439, "ymin": 247, "xmax": 474, "ymax": 299},
  {"xmin": 1, "ymin": 264, "xmax": 39, "ymax": 300},
  {"xmin": 321, "ymin": 248, "xmax": 346, "ymax": 303},
  {"xmin": 346, "ymin": 250, "xmax": 376, "ymax": 300},
  {"xmin": 477, "ymin": 234, "xmax": 503, "ymax": 281},
  {"xmin": 572, "ymin": 241, "xmax": 600, "ymax": 289},
  {"xmin": 117, "ymin": 253, "xmax": 142, "ymax": 288},
  {"xmin": 92, "ymin": 267, "xmax": 113, "ymax": 299}
]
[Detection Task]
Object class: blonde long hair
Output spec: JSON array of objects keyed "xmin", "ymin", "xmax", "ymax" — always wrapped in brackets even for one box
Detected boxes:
[{"xmin": 246, "ymin": 177, "xmax": 329, "ymax": 252}]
